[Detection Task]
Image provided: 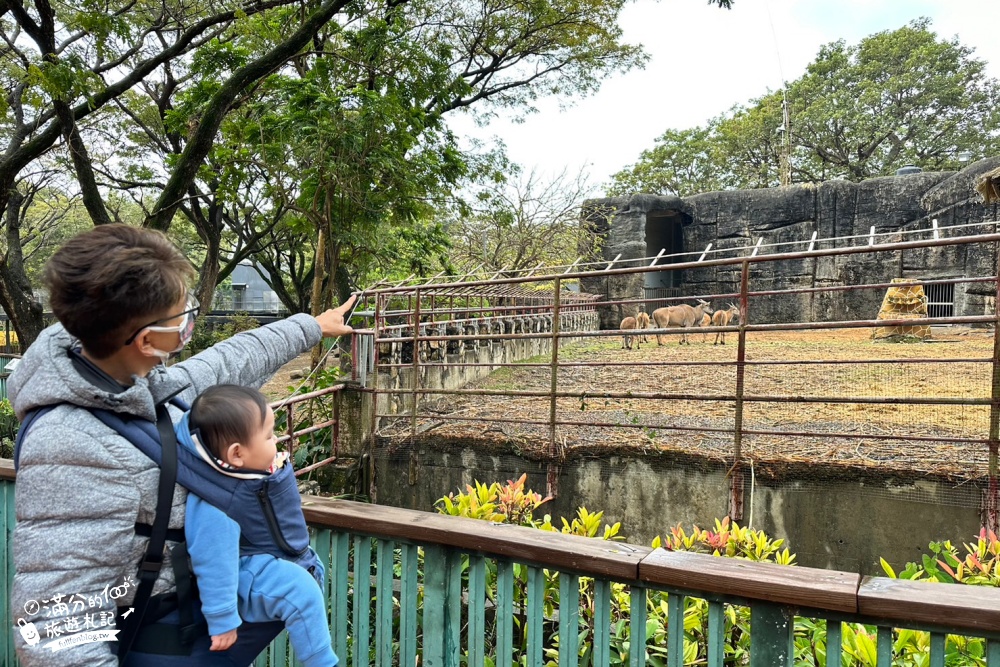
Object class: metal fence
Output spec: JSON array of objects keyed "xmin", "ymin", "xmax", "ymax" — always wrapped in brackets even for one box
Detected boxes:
[{"xmin": 352, "ymin": 227, "xmax": 1000, "ymax": 531}]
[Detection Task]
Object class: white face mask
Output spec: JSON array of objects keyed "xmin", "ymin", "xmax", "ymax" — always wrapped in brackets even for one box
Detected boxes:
[{"xmin": 124, "ymin": 293, "xmax": 200, "ymax": 360}]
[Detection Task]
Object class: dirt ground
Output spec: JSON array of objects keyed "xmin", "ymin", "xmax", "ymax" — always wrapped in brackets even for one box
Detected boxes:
[
  {"xmin": 379, "ymin": 326, "xmax": 998, "ymax": 480},
  {"xmin": 261, "ymin": 351, "xmax": 316, "ymax": 400}
]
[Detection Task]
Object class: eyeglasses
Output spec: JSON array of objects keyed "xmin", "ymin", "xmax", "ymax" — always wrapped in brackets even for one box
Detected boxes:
[{"xmin": 123, "ymin": 293, "xmax": 200, "ymax": 347}]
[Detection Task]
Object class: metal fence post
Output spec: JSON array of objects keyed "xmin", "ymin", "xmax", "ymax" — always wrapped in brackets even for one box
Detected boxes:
[
  {"xmin": 749, "ymin": 603, "xmax": 794, "ymax": 667},
  {"xmin": 411, "ymin": 288, "xmax": 422, "ymax": 439},
  {"xmin": 730, "ymin": 260, "xmax": 749, "ymax": 521},
  {"xmin": 987, "ymin": 258, "xmax": 1000, "ymax": 534},
  {"xmin": 548, "ymin": 278, "xmax": 562, "ymax": 498}
]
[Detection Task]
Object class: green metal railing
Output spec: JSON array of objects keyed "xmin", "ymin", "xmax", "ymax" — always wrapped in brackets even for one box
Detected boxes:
[
  {"xmin": 3, "ymin": 466, "xmax": 1000, "ymax": 666},
  {"xmin": 0, "ymin": 354, "xmax": 19, "ymax": 401}
]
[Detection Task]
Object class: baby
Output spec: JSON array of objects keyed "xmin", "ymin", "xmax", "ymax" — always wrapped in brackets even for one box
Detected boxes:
[{"xmin": 176, "ymin": 384, "xmax": 337, "ymax": 667}]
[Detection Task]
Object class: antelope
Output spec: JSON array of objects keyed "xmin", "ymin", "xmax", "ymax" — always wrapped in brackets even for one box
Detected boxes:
[
  {"xmin": 712, "ymin": 303, "xmax": 741, "ymax": 345},
  {"xmin": 651, "ymin": 300, "xmax": 713, "ymax": 345},
  {"xmin": 699, "ymin": 312, "xmax": 712, "ymax": 343},
  {"xmin": 620, "ymin": 316, "xmax": 639, "ymax": 350},
  {"xmin": 636, "ymin": 311, "xmax": 651, "ymax": 343}
]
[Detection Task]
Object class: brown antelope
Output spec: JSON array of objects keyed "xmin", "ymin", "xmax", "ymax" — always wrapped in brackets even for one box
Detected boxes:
[
  {"xmin": 620, "ymin": 316, "xmax": 639, "ymax": 350},
  {"xmin": 636, "ymin": 311, "xmax": 651, "ymax": 343},
  {"xmin": 699, "ymin": 312, "xmax": 712, "ymax": 343},
  {"xmin": 712, "ymin": 303, "xmax": 741, "ymax": 345},
  {"xmin": 651, "ymin": 300, "xmax": 712, "ymax": 345}
]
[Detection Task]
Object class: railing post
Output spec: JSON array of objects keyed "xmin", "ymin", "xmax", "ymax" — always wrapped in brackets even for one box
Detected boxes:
[
  {"xmin": 370, "ymin": 296, "xmax": 382, "ymax": 502},
  {"xmin": 749, "ymin": 603, "xmax": 794, "ymax": 667},
  {"xmin": 548, "ymin": 277, "xmax": 562, "ymax": 498},
  {"xmin": 423, "ymin": 545, "xmax": 461, "ymax": 667},
  {"xmin": 332, "ymin": 389, "xmax": 340, "ymax": 459},
  {"xmin": 987, "ymin": 257, "xmax": 1000, "ymax": 534},
  {"xmin": 411, "ymin": 288, "xmax": 422, "ymax": 438},
  {"xmin": 730, "ymin": 260, "xmax": 749, "ymax": 521},
  {"xmin": 286, "ymin": 403, "xmax": 296, "ymax": 464}
]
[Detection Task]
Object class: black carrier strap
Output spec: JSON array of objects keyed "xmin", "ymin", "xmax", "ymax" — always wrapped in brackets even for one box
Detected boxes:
[{"xmin": 116, "ymin": 403, "xmax": 178, "ymax": 664}]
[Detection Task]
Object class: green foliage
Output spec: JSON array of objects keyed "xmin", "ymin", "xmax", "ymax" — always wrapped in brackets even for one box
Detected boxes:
[
  {"xmin": 653, "ymin": 516, "xmax": 796, "ymax": 565},
  {"xmin": 435, "ymin": 473, "xmax": 552, "ymax": 525},
  {"xmin": 610, "ymin": 19, "xmax": 1000, "ymax": 195},
  {"xmin": 882, "ymin": 529, "xmax": 1000, "ymax": 586},
  {"xmin": 272, "ymin": 358, "xmax": 346, "ymax": 475},
  {"xmin": 0, "ymin": 398, "xmax": 17, "ymax": 459},
  {"xmin": 189, "ymin": 313, "xmax": 262, "ymax": 351},
  {"xmin": 608, "ymin": 127, "xmax": 726, "ymax": 197}
]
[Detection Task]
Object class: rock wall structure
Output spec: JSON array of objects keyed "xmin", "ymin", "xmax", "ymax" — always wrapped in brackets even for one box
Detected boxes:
[{"xmin": 582, "ymin": 158, "xmax": 1000, "ymax": 328}]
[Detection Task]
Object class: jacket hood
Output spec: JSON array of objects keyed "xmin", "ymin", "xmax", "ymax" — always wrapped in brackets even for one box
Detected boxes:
[{"xmin": 8, "ymin": 323, "xmax": 191, "ymax": 422}]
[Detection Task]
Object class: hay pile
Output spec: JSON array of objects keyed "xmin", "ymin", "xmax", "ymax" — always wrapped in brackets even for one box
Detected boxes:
[{"xmin": 976, "ymin": 166, "xmax": 1000, "ymax": 203}]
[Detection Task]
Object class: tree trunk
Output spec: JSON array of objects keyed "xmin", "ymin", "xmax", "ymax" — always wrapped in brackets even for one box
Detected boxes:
[
  {"xmin": 309, "ymin": 219, "xmax": 329, "ymax": 368},
  {"xmin": 0, "ymin": 189, "xmax": 44, "ymax": 351}
]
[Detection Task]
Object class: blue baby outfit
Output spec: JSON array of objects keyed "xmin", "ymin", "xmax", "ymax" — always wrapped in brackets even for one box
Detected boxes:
[{"xmin": 175, "ymin": 414, "xmax": 338, "ymax": 667}]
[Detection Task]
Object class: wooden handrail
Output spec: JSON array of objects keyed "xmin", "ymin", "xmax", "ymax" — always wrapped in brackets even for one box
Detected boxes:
[
  {"xmin": 0, "ymin": 458, "xmax": 13, "ymax": 481},
  {"xmin": 858, "ymin": 575, "xmax": 1000, "ymax": 632},
  {"xmin": 640, "ymin": 548, "xmax": 859, "ymax": 613},
  {"xmin": 301, "ymin": 496, "xmax": 648, "ymax": 580}
]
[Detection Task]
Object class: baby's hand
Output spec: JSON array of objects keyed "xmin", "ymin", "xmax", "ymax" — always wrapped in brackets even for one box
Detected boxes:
[{"xmin": 210, "ymin": 629, "xmax": 238, "ymax": 651}]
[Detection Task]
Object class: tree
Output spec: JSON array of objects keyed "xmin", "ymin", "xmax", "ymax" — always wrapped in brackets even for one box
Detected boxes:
[
  {"xmin": 447, "ymin": 166, "xmax": 601, "ymax": 275},
  {"xmin": 610, "ymin": 19, "xmax": 1000, "ymax": 195},
  {"xmin": 0, "ymin": 0, "xmax": 352, "ymax": 347},
  {"xmin": 790, "ymin": 18, "xmax": 1000, "ymax": 181},
  {"xmin": 607, "ymin": 126, "xmax": 727, "ymax": 196},
  {"xmin": 0, "ymin": 0, "xmax": 733, "ymax": 349}
]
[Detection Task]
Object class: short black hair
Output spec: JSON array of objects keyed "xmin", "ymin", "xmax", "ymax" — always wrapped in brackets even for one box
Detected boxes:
[
  {"xmin": 190, "ymin": 385, "xmax": 269, "ymax": 460},
  {"xmin": 43, "ymin": 224, "xmax": 194, "ymax": 358}
]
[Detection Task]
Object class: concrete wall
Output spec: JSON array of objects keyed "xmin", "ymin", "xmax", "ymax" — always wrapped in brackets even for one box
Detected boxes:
[
  {"xmin": 582, "ymin": 159, "xmax": 1000, "ymax": 328},
  {"xmin": 373, "ymin": 441, "xmax": 982, "ymax": 575}
]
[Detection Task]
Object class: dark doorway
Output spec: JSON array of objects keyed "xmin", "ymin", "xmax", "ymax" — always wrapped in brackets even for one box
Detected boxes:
[{"xmin": 644, "ymin": 211, "xmax": 689, "ymax": 309}]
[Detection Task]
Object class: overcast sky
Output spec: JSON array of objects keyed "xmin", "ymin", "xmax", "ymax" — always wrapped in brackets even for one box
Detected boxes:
[{"xmin": 446, "ymin": 0, "xmax": 1000, "ymax": 193}]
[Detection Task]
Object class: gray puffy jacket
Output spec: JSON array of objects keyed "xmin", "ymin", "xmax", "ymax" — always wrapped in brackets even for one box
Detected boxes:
[{"xmin": 9, "ymin": 315, "xmax": 321, "ymax": 666}]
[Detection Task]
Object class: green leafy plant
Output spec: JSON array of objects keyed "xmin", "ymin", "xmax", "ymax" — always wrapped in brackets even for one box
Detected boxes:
[
  {"xmin": 0, "ymin": 398, "xmax": 17, "ymax": 459},
  {"xmin": 190, "ymin": 312, "xmax": 262, "ymax": 350},
  {"xmin": 653, "ymin": 517, "xmax": 796, "ymax": 565},
  {"xmin": 881, "ymin": 529, "xmax": 1000, "ymax": 586}
]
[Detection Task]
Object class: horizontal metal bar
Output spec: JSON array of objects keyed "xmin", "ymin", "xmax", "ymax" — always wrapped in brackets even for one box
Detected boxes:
[
  {"xmin": 295, "ymin": 455, "xmax": 338, "ymax": 476},
  {"xmin": 371, "ymin": 232, "xmax": 1000, "ymax": 294},
  {"xmin": 741, "ymin": 275, "xmax": 995, "ymax": 299},
  {"xmin": 368, "ymin": 276, "xmax": 993, "ymax": 325},
  {"xmin": 377, "ymin": 386, "xmax": 991, "ymax": 406},
  {"xmin": 376, "ymin": 414, "xmax": 986, "ymax": 444},
  {"xmin": 375, "ymin": 313, "xmax": 995, "ymax": 343},
  {"xmin": 378, "ymin": 357, "xmax": 992, "ymax": 369},
  {"xmin": 277, "ymin": 419, "xmax": 337, "ymax": 444},
  {"xmin": 270, "ymin": 384, "xmax": 345, "ymax": 407}
]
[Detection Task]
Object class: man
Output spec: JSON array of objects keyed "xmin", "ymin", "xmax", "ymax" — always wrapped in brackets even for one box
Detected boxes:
[{"xmin": 10, "ymin": 224, "xmax": 354, "ymax": 665}]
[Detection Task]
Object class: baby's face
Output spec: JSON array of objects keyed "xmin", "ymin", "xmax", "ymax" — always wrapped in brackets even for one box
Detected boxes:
[{"xmin": 241, "ymin": 405, "xmax": 279, "ymax": 471}]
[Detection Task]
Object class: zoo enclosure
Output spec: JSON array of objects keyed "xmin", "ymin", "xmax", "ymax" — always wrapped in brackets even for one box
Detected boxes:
[{"xmin": 349, "ymin": 222, "xmax": 1000, "ymax": 531}]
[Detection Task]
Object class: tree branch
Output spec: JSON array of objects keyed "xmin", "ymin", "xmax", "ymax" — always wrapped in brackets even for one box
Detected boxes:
[{"xmin": 146, "ymin": 0, "xmax": 353, "ymax": 230}]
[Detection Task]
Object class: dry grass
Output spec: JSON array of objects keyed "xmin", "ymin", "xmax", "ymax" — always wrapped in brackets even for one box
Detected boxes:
[{"xmin": 379, "ymin": 327, "xmax": 997, "ymax": 480}]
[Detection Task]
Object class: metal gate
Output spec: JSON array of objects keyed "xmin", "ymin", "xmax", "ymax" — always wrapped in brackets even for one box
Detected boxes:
[{"xmin": 924, "ymin": 280, "xmax": 955, "ymax": 318}]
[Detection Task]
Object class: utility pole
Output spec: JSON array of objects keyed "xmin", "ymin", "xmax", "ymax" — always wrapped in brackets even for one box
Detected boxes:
[{"xmin": 777, "ymin": 94, "xmax": 792, "ymax": 187}]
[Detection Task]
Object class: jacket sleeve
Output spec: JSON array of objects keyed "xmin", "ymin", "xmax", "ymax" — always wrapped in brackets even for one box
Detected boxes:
[
  {"xmin": 185, "ymin": 494, "xmax": 242, "ymax": 636},
  {"xmin": 168, "ymin": 313, "xmax": 323, "ymax": 400},
  {"xmin": 11, "ymin": 422, "xmax": 143, "ymax": 667}
]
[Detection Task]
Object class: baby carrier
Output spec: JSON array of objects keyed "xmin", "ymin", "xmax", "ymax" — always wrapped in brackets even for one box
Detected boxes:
[{"xmin": 15, "ymin": 361, "xmax": 317, "ymax": 663}]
